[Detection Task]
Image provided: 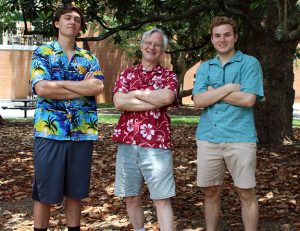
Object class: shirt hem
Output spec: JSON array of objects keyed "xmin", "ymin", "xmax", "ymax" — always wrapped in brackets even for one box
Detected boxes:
[{"xmin": 196, "ymin": 137, "xmax": 257, "ymax": 143}]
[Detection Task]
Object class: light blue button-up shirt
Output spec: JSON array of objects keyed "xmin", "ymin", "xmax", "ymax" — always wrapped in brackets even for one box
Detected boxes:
[{"xmin": 192, "ymin": 51, "xmax": 264, "ymax": 142}]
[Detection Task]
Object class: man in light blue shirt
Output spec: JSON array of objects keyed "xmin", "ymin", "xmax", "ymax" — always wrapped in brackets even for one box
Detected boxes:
[{"xmin": 193, "ymin": 16, "xmax": 264, "ymax": 230}]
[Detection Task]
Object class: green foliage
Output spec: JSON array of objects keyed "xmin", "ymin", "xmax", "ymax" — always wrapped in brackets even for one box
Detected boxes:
[
  {"xmin": 0, "ymin": 0, "xmax": 21, "ymax": 36},
  {"xmin": 0, "ymin": 0, "xmax": 272, "ymax": 64},
  {"xmin": 295, "ymin": 46, "xmax": 300, "ymax": 59}
]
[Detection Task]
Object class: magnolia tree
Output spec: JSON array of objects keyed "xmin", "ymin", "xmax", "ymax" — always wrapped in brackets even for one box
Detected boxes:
[{"xmin": 2, "ymin": 0, "xmax": 300, "ymax": 144}]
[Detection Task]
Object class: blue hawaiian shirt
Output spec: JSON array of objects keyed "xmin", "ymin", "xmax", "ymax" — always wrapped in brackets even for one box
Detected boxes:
[
  {"xmin": 192, "ymin": 51, "xmax": 264, "ymax": 142},
  {"xmin": 30, "ymin": 40, "xmax": 104, "ymax": 141}
]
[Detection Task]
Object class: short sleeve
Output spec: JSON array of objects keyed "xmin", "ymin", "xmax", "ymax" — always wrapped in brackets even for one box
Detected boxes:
[
  {"xmin": 165, "ymin": 70, "xmax": 178, "ymax": 94},
  {"xmin": 240, "ymin": 57, "xmax": 264, "ymax": 101},
  {"xmin": 113, "ymin": 68, "xmax": 132, "ymax": 95},
  {"xmin": 30, "ymin": 47, "xmax": 52, "ymax": 94},
  {"xmin": 192, "ymin": 62, "xmax": 209, "ymax": 95},
  {"xmin": 164, "ymin": 69, "xmax": 179, "ymax": 107},
  {"xmin": 89, "ymin": 54, "xmax": 104, "ymax": 81}
]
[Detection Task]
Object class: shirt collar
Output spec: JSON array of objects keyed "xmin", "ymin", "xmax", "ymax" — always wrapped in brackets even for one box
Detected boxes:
[
  {"xmin": 136, "ymin": 63, "xmax": 162, "ymax": 73},
  {"xmin": 52, "ymin": 40, "xmax": 81, "ymax": 55},
  {"xmin": 209, "ymin": 50, "xmax": 243, "ymax": 66}
]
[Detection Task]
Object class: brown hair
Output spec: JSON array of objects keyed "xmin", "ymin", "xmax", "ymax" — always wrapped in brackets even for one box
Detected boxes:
[
  {"xmin": 210, "ymin": 16, "xmax": 238, "ymax": 35},
  {"xmin": 52, "ymin": 5, "xmax": 86, "ymax": 39}
]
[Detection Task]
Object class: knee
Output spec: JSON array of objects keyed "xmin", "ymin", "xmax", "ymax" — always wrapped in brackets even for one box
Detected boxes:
[
  {"xmin": 203, "ymin": 186, "xmax": 222, "ymax": 199},
  {"xmin": 125, "ymin": 196, "xmax": 142, "ymax": 207},
  {"xmin": 236, "ymin": 187, "xmax": 257, "ymax": 203},
  {"xmin": 153, "ymin": 198, "xmax": 171, "ymax": 208}
]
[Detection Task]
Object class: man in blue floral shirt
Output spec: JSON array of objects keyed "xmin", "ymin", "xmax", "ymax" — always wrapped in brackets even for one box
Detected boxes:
[{"xmin": 30, "ymin": 5, "xmax": 104, "ymax": 231}]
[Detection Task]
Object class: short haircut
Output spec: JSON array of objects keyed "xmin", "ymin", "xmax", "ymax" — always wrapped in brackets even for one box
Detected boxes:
[
  {"xmin": 210, "ymin": 16, "xmax": 238, "ymax": 35},
  {"xmin": 141, "ymin": 28, "xmax": 168, "ymax": 50},
  {"xmin": 52, "ymin": 5, "xmax": 86, "ymax": 39}
]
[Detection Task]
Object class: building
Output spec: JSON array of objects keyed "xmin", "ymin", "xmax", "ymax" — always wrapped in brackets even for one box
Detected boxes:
[{"xmin": 0, "ymin": 22, "xmax": 300, "ymax": 104}]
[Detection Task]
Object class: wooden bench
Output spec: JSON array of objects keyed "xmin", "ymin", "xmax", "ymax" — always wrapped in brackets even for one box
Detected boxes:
[{"xmin": 1, "ymin": 105, "xmax": 35, "ymax": 118}]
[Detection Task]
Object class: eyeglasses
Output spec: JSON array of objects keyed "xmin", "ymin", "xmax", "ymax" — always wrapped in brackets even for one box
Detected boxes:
[{"xmin": 142, "ymin": 40, "xmax": 163, "ymax": 49}]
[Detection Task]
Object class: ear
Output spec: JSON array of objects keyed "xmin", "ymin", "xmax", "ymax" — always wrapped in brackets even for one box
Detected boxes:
[
  {"xmin": 55, "ymin": 21, "xmax": 59, "ymax": 29},
  {"xmin": 234, "ymin": 34, "xmax": 238, "ymax": 43}
]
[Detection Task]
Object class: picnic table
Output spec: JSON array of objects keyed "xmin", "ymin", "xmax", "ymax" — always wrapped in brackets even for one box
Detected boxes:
[{"xmin": 2, "ymin": 98, "xmax": 36, "ymax": 118}]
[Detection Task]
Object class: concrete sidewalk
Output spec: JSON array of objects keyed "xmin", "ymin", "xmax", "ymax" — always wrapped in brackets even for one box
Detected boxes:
[
  {"xmin": 292, "ymin": 102, "xmax": 300, "ymax": 119},
  {"xmin": 1, "ymin": 100, "xmax": 300, "ymax": 119}
]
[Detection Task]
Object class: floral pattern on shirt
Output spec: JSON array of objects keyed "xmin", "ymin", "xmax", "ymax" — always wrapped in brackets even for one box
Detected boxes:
[
  {"xmin": 30, "ymin": 40, "xmax": 104, "ymax": 141},
  {"xmin": 112, "ymin": 64, "xmax": 178, "ymax": 149}
]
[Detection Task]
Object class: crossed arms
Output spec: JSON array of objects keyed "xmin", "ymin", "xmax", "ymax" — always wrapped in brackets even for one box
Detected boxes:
[
  {"xmin": 193, "ymin": 83, "xmax": 256, "ymax": 108},
  {"xmin": 34, "ymin": 72, "xmax": 104, "ymax": 100},
  {"xmin": 113, "ymin": 88, "xmax": 176, "ymax": 111}
]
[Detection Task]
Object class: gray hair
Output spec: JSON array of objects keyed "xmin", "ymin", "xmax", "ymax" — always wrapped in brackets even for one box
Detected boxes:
[{"xmin": 141, "ymin": 28, "xmax": 168, "ymax": 50}]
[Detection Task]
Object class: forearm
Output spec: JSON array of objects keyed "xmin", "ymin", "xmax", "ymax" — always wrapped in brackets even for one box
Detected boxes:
[
  {"xmin": 222, "ymin": 92, "xmax": 256, "ymax": 107},
  {"xmin": 34, "ymin": 80, "xmax": 81, "ymax": 99},
  {"xmin": 61, "ymin": 79, "xmax": 104, "ymax": 96},
  {"xmin": 193, "ymin": 85, "xmax": 232, "ymax": 108},
  {"xmin": 135, "ymin": 89, "xmax": 175, "ymax": 107},
  {"xmin": 113, "ymin": 92, "xmax": 157, "ymax": 111}
]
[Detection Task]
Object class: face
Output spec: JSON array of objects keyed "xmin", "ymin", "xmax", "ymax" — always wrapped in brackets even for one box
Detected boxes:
[
  {"xmin": 55, "ymin": 10, "xmax": 82, "ymax": 38},
  {"xmin": 141, "ymin": 32, "xmax": 164, "ymax": 65},
  {"xmin": 211, "ymin": 24, "xmax": 238, "ymax": 57}
]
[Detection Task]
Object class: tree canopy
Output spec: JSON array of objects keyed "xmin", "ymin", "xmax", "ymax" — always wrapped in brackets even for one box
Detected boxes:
[{"xmin": 1, "ymin": 0, "xmax": 300, "ymax": 144}]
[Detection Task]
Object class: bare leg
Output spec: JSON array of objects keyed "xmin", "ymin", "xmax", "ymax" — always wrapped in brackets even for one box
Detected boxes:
[
  {"xmin": 236, "ymin": 187, "xmax": 259, "ymax": 231},
  {"xmin": 65, "ymin": 197, "xmax": 81, "ymax": 227},
  {"xmin": 153, "ymin": 198, "xmax": 174, "ymax": 231},
  {"xmin": 203, "ymin": 185, "xmax": 223, "ymax": 231},
  {"xmin": 125, "ymin": 196, "xmax": 144, "ymax": 230},
  {"xmin": 33, "ymin": 200, "xmax": 50, "ymax": 229}
]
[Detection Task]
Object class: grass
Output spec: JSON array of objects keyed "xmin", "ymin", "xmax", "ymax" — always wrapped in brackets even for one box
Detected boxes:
[
  {"xmin": 98, "ymin": 114, "xmax": 120, "ymax": 124},
  {"xmin": 4, "ymin": 116, "xmax": 300, "ymax": 127},
  {"xmin": 294, "ymin": 119, "xmax": 300, "ymax": 127},
  {"xmin": 98, "ymin": 115, "xmax": 300, "ymax": 127},
  {"xmin": 98, "ymin": 114, "xmax": 200, "ymax": 124},
  {"xmin": 96, "ymin": 103, "xmax": 114, "ymax": 108}
]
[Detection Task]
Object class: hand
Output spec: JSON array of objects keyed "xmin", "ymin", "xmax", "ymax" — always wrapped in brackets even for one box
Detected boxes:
[
  {"xmin": 225, "ymin": 83, "xmax": 240, "ymax": 93},
  {"xmin": 207, "ymin": 86, "xmax": 214, "ymax": 91},
  {"xmin": 84, "ymin": 71, "xmax": 94, "ymax": 79}
]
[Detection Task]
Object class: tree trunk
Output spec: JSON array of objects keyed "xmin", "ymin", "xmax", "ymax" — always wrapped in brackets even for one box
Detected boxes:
[
  {"xmin": 254, "ymin": 42, "xmax": 297, "ymax": 144},
  {"xmin": 245, "ymin": 4, "xmax": 299, "ymax": 144},
  {"xmin": 170, "ymin": 51, "xmax": 189, "ymax": 105}
]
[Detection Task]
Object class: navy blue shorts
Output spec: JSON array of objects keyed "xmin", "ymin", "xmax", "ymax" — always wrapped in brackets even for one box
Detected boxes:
[{"xmin": 32, "ymin": 137, "xmax": 93, "ymax": 204}]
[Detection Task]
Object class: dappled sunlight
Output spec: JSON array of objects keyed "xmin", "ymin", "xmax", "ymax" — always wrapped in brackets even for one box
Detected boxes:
[{"xmin": 0, "ymin": 121, "xmax": 299, "ymax": 230}]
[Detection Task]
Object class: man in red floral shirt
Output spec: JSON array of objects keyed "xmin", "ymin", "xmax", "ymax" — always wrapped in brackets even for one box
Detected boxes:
[{"xmin": 113, "ymin": 28, "xmax": 178, "ymax": 231}]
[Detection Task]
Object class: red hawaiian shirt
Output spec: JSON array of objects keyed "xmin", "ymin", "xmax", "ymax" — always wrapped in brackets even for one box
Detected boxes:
[{"xmin": 112, "ymin": 63, "xmax": 178, "ymax": 149}]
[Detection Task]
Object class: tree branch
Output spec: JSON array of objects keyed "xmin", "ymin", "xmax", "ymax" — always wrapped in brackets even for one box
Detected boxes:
[
  {"xmin": 217, "ymin": 0, "xmax": 262, "ymax": 32},
  {"xmin": 22, "ymin": 0, "xmax": 264, "ymax": 41},
  {"xmin": 77, "ymin": 2, "xmax": 222, "ymax": 41},
  {"xmin": 167, "ymin": 35, "xmax": 211, "ymax": 54},
  {"xmin": 275, "ymin": 2, "xmax": 300, "ymax": 42}
]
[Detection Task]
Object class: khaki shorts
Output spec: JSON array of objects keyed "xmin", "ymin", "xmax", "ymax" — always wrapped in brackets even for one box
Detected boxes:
[{"xmin": 197, "ymin": 140, "xmax": 257, "ymax": 189}]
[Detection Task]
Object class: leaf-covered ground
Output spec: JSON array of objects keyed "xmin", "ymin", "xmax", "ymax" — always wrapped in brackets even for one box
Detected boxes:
[{"xmin": 0, "ymin": 121, "xmax": 299, "ymax": 231}]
